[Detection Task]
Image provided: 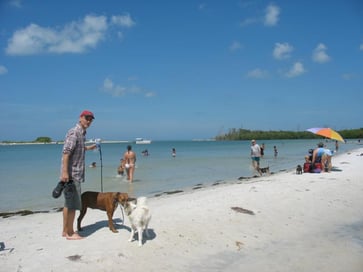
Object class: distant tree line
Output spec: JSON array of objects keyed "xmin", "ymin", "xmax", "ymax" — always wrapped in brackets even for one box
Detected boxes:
[
  {"xmin": 35, "ymin": 137, "xmax": 52, "ymax": 143},
  {"xmin": 215, "ymin": 128, "xmax": 363, "ymax": 141},
  {"xmin": 1, "ymin": 136, "xmax": 53, "ymax": 144}
]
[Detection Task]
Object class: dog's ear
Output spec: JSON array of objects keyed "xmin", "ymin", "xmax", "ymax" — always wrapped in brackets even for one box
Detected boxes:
[
  {"xmin": 118, "ymin": 193, "xmax": 129, "ymax": 206},
  {"xmin": 121, "ymin": 193, "xmax": 129, "ymax": 200}
]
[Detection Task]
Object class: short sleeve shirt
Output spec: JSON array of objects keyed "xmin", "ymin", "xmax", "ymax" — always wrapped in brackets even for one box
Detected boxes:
[
  {"xmin": 251, "ymin": 144, "xmax": 261, "ymax": 158},
  {"xmin": 61, "ymin": 123, "xmax": 86, "ymax": 182}
]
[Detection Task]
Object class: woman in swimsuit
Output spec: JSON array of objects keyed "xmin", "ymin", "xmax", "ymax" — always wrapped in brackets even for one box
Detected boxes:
[{"xmin": 123, "ymin": 145, "xmax": 136, "ymax": 182}]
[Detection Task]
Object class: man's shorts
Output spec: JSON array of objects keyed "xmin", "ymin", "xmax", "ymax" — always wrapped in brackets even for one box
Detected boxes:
[
  {"xmin": 251, "ymin": 157, "xmax": 260, "ymax": 162},
  {"xmin": 64, "ymin": 180, "xmax": 82, "ymax": 210}
]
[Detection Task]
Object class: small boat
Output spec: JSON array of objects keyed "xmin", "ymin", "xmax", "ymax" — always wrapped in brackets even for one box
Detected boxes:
[{"xmin": 135, "ymin": 138, "xmax": 152, "ymax": 144}]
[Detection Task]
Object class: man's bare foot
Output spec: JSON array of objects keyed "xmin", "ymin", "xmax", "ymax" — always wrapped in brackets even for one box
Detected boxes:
[
  {"xmin": 66, "ymin": 233, "xmax": 83, "ymax": 240},
  {"xmin": 62, "ymin": 232, "xmax": 66, "ymax": 237}
]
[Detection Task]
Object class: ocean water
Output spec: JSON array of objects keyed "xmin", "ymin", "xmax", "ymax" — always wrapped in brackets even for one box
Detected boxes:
[{"xmin": 0, "ymin": 139, "xmax": 356, "ymax": 213}]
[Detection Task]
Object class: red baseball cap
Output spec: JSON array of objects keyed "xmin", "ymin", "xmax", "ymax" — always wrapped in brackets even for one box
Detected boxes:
[{"xmin": 80, "ymin": 110, "xmax": 95, "ymax": 119}]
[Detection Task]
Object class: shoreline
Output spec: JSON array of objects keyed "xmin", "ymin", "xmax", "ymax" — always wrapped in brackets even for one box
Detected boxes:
[
  {"xmin": 0, "ymin": 146, "xmax": 359, "ymax": 216},
  {"xmin": 1, "ymin": 139, "xmax": 360, "ymax": 214},
  {"xmin": 1, "ymin": 148, "xmax": 363, "ymax": 271},
  {"xmin": 0, "ymin": 172, "xmax": 278, "ymax": 217},
  {"xmin": 0, "ymin": 166, "xmax": 295, "ymax": 217}
]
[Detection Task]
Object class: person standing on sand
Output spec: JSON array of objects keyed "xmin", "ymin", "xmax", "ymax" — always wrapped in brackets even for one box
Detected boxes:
[
  {"xmin": 123, "ymin": 145, "xmax": 136, "ymax": 182},
  {"xmin": 250, "ymin": 139, "xmax": 261, "ymax": 171},
  {"xmin": 60, "ymin": 110, "xmax": 97, "ymax": 240}
]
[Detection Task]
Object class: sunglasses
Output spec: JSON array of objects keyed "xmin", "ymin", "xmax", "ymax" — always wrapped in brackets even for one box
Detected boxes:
[{"xmin": 84, "ymin": 116, "xmax": 94, "ymax": 121}]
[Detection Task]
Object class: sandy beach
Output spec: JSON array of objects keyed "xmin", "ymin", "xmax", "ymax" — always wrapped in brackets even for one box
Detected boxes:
[{"xmin": 1, "ymin": 148, "xmax": 363, "ymax": 272}]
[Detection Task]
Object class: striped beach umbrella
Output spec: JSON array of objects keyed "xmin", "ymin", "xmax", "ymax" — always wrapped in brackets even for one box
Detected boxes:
[{"xmin": 306, "ymin": 127, "xmax": 344, "ymax": 142}]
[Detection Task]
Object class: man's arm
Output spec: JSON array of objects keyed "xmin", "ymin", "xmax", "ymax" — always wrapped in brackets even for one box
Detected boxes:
[{"xmin": 61, "ymin": 153, "xmax": 70, "ymax": 182}]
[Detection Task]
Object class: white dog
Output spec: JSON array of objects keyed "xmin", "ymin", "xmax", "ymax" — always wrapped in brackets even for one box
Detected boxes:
[{"xmin": 124, "ymin": 196, "xmax": 152, "ymax": 246}]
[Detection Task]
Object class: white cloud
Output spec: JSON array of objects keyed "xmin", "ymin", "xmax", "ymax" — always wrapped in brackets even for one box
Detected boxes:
[
  {"xmin": 111, "ymin": 14, "xmax": 135, "ymax": 27},
  {"xmin": 102, "ymin": 77, "xmax": 155, "ymax": 98},
  {"xmin": 312, "ymin": 43, "xmax": 331, "ymax": 63},
  {"xmin": 273, "ymin": 42, "xmax": 293, "ymax": 60},
  {"xmin": 0, "ymin": 65, "xmax": 8, "ymax": 75},
  {"xmin": 103, "ymin": 77, "xmax": 114, "ymax": 89},
  {"xmin": 6, "ymin": 13, "xmax": 135, "ymax": 56},
  {"xmin": 102, "ymin": 78, "xmax": 127, "ymax": 96},
  {"xmin": 246, "ymin": 68, "xmax": 269, "ymax": 79},
  {"xmin": 240, "ymin": 4, "xmax": 280, "ymax": 27},
  {"xmin": 285, "ymin": 62, "xmax": 305, "ymax": 78},
  {"xmin": 229, "ymin": 41, "xmax": 242, "ymax": 52},
  {"xmin": 264, "ymin": 4, "xmax": 280, "ymax": 26}
]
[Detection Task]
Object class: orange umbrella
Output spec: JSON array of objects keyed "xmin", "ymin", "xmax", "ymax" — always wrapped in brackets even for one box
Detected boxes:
[{"xmin": 306, "ymin": 127, "xmax": 345, "ymax": 142}]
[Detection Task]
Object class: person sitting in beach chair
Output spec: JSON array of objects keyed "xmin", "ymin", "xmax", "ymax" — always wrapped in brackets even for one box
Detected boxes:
[
  {"xmin": 303, "ymin": 149, "xmax": 315, "ymax": 173},
  {"xmin": 303, "ymin": 154, "xmax": 312, "ymax": 173}
]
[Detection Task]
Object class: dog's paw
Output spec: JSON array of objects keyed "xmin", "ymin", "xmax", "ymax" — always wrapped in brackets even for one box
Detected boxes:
[{"xmin": 138, "ymin": 239, "xmax": 143, "ymax": 247}]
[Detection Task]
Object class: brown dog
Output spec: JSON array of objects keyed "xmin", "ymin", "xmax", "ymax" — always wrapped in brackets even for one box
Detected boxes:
[{"xmin": 77, "ymin": 191, "xmax": 129, "ymax": 233}]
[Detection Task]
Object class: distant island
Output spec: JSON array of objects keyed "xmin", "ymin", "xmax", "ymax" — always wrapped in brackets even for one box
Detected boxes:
[{"xmin": 215, "ymin": 128, "xmax": 363, "ymax": 141}]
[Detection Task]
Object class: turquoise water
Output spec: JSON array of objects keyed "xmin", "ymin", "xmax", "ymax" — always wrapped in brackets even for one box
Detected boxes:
[{"xmin": 0, "ymin": 139, "xmax": 356, "ymax": 213}]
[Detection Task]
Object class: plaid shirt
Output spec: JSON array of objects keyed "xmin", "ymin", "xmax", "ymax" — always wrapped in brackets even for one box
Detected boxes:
[{"xmin": 61, "ymin": 123, "xmax": 86, "ymax": 182}]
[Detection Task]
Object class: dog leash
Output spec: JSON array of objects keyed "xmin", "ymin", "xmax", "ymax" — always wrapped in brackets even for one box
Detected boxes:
[{"xmin": 119, "ymin": 205, "xmax": 125, "ymax": 225}]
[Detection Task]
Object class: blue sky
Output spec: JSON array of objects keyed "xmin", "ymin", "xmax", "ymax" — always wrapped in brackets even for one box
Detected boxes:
[{"xmin": 0, "ymin": 0, "xmax": 362, "ymax": 141}]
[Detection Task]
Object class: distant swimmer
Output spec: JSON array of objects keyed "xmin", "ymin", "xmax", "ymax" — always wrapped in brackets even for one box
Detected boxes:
[{"xmin": 273, "ymin": 146, "xmax": 278, "ymax": 158}]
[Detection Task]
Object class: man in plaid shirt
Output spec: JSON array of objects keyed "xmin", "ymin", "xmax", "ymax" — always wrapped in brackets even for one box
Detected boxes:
[{"xmin": 60, "ymin": 110, "xmax": 97, "ymax": 240}]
